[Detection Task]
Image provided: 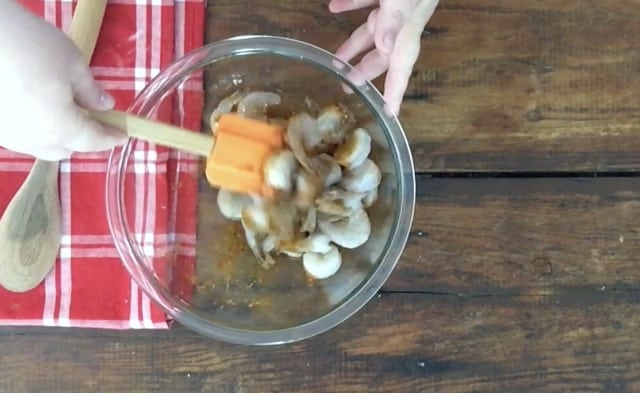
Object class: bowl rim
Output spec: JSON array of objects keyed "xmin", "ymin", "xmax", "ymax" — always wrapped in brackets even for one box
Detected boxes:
[{"xmin": 105, "ymin": 34, "xmax": 416, "ymax": 345}]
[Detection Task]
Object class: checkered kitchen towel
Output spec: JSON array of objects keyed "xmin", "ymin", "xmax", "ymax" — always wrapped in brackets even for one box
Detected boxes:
[{"xmin": 0, "ymin": 0, "xmax": 205, "ymax": 329}]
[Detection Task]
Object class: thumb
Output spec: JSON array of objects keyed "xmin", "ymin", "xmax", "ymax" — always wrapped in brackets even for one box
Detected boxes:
[
  {"xmin": 62, "ymin": 108, "xmax": 128, "ymax": 154},
  {"xmin": 70, "ymin": 62, "xmax": 115, "ymax": 111}
]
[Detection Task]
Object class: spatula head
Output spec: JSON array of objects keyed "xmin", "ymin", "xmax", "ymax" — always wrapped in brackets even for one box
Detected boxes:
[
  {"xmin": 216, "ymin": 113, "xmax": 284, "ymax": 149},
  {"xmin": 205, "ymin": 114, "xmax": 284, "ymax": 197}
]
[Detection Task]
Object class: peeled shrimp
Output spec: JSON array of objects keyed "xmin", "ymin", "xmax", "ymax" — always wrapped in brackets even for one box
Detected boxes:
[
  {"xmin": 237, "ymin": 91, "xmax": 281, "ymax": 120},
  {"xmin": 282, "ymin": 232, "xmax": 333, "ymax": 255},
  {"xmin": 240, "ymin": 203, "xmax": 273, "ymax": 266},
  {"xmin": 339, "ymin": 159, "xmax": 382, "ymax": 193},
  {"xmin": 294, "ymin": 169, "xmax": 322, "ymax": 209},
  {"xmin": 240, "ymin": 199, "xmax": 298, "ymax": 266},
  {"xmin": 300, "ymin": 207, "xmax": 317, "ymax": 233},
  {"xmin": 302, "ymin": 246, "xmax": 342, "ymax": 280},
  {"xmin": 263, "ymin": 150, "xmax": 297, "ymax": 192},
  {"xmin": 315, "ymin": 104, "xmax": 355, "ymax": 145},
  {"xmin": 334, "ymin": 128, "xmax": 371, "ymax": 169},
  {"xmin": 318, "ymin": 208, "xmax": 371, "ymax": 249},
  {"xmin": 362, "ymin": 188, "xmax": 378, "ymax": 208},
  {"xmin": 208, "ymin": 90, "xmax": 384, "ymax": 277},
  {"xmin": 286, "ymin": 112, "xmax": 318, "ymax": 174},
  {"xmin": 309, "ymin": 154, "xmax": 342, "ymax": 187},
  {"xmin": 209, "ymin": 90, "xmax": 245, "ymax": 128},
  {"xmin": 216, "ymin": 189, "xmax": 252, "ymax": 220},
  {"xmin": 315, "ymin": 188, "xmax": 365, "ymax": 217},
  {"xmin": 242, "ymin": 227, "xmax": 275, "ymax": 268}
]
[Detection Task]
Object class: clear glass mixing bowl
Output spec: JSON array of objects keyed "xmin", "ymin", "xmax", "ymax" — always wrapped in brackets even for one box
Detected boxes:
[{"xmin": 105, "ymin": 35, "xmax": 415, "ymax": 345}]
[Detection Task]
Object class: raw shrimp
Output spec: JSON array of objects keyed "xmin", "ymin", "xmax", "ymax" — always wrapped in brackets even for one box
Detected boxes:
[
  {"xmin": 334, "ymin": 128, "xmax": 371, "ymax": 169},
  {"xmin": 216, "ymin": 189, "xmax": 252, "ymax": 220},
  {"xmin": 340, "ymin": 159, "xmax": 381, "ymax": 193},
  {"xmin": 209, "ymin": 90, "xmax": 245, "ymax": 128},
  {"xmin": 237, "ymin": 91, "xmax": 281, "ymax": 120},
  {"xmin": 302, "ymin": 246, "xmax": 342, "ymax": 280},
  {"xmin": 286, "ymin": 112, "xmax": 318, "ymax": 174},
  {"xmin": 209, "ymin": 95, "xmax": 384, "ymax": 280},
  {"xmin": 317, "ymin": 208, "xmax": 371, "ymax": 249},
  {"xmin": 263, "ymin": 150, "xmax": 297, "ymax": 192}
]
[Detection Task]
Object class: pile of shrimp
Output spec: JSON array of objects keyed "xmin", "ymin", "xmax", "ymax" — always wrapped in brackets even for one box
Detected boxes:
[{"xmin": 210, "ymin": 90, "xmax": 382, "ymax": 280}]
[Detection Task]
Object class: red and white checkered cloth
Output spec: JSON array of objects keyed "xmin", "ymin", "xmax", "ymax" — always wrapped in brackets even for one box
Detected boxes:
[{"xmin": 0, "ymin": 0, "xmax": 205, "ymax": 329}]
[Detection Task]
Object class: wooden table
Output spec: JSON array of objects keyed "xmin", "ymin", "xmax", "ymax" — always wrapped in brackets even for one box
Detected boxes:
[{"xmin": 3, "ymin": 1, "xmax": 640, "ymax": 391}]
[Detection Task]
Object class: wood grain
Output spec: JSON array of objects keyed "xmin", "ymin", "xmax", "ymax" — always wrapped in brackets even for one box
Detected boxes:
[
  {"xmin": 206, "ymin": 0, "xmax": 640, "ymax": 172},
  {"xmin": 3, "ymin": 177, "xmax": 640, "ymax": 392},
  {"xmin": 3, "ymin": 2, "xmax": 640, "ymax": 392},
  {"xmin": 1, "ymin": 293, "xmax": 640, "ymax": 393},
  {"xmin": 389, "ymin": 176, "xmax": 640, "ymax": 294}
]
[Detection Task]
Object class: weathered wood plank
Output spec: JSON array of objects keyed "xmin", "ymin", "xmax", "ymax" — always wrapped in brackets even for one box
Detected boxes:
[
  {"xmin": 4, "ymin": 2, "xmax": 640, "ymax": 392},
  {"xmin": 1, "ymin": 293, "xmax": 640, "ymax": 393},
  {"xmin": 390, "ymin": 176, "xmax": 640, "ymax": 293},
  {"xmin": 206, "ymin": 0, "xmax": 640, "ymax": 172},
  {"xmin": 2, "ymin": 177, "xmax": 639, "ymax": 392}
]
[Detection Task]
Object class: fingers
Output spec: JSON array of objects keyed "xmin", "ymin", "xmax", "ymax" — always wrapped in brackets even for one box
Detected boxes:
[
  {"xmin": 33, "ymin": 147, "xmax": 74, "ymax": 161},
  {"xmin": 335, "ymin": 21, "xmax": 375, "ymax": 63},
  {"xmin": 1, "ymin": 142, "xmax": 73, "ymax": 161},
  {"xmin": 333, "ymin": 0, "xmax": 440, "ymax": 115},
  {"xmin": 383, "ymin": 24, "xmax": 422, "ymax": 115},
  {"xmin": 354, "ymin": 49, "xmax": 390, "ymax": 83},
  {"xmin": 373, "ymin": 0, "xmax": 409, "ymax": 55},
  {"xmin": 70, "ymin": 62, "xmax": 115, "ymax": 111},
  {"xmin": 381, "ymin": 0, "xmax": 439, "ymax": 114},
  {"xmin": 328, "ymin": 0, "xmax": 378, "ymax": 13},
  {"xmin": 2, "ymin": 110, "xmax": 127, "ymax": 159},
  {"xmin": 62, "ymin": 109, "xmax": 128, "ymax": 153}
]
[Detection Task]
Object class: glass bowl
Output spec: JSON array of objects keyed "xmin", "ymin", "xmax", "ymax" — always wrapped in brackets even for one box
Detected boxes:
[{"xmin": 105, "ymin": 35, "xmax": 415, "ymax": 345}]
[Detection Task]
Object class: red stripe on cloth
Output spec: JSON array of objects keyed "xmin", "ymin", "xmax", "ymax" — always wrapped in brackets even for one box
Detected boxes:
[{"xmin": 0, "ymin": 0, "xmax": 206, "ymax": 329}]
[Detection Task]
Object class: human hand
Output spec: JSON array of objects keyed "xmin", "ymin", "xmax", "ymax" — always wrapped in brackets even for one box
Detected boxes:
[
  {"xmin": 329, "ymin": 0, "xmax": 439, "ymax": 116},
  {"xmin": 0, "ymin": 2, "xmax": 126, "ymax": 161}
]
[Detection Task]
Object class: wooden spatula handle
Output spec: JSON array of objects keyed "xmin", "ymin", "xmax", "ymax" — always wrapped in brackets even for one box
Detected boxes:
[
  {"xmin": 89, "ymin": 109, "xmax": 214, "ymax": 157},
  {"xmin": 68, "ymin": 0, "xmax": 108, "ymax": 61}
]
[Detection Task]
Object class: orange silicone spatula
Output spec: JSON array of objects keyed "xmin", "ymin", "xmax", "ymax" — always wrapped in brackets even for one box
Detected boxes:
[{"xmin": 90, "ymin": 109, "xmax": 284, "ymax": 197}]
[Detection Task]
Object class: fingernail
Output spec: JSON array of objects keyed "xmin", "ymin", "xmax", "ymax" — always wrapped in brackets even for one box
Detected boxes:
[
  {"xmin": 341, "ymin": 82, "xmax": 354, "ymax": 95},
  {"xmin": 383, "ymin": 33, "xmax": 396, "ymax": 53},
  {"xmin": 99, "ymin": 90, "xmax": 115, "ymax": 110}
]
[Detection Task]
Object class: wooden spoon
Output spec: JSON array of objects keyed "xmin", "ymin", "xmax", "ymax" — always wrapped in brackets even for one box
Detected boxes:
[{"xmin": 0, "ymin": 0, "xmax": 108, "ymax": 293}]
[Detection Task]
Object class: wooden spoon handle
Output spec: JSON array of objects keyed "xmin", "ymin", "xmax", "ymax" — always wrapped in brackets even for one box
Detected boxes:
[{"xmin": 90, "ymin": 109, "xmax": 214, "ymax": 157}]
